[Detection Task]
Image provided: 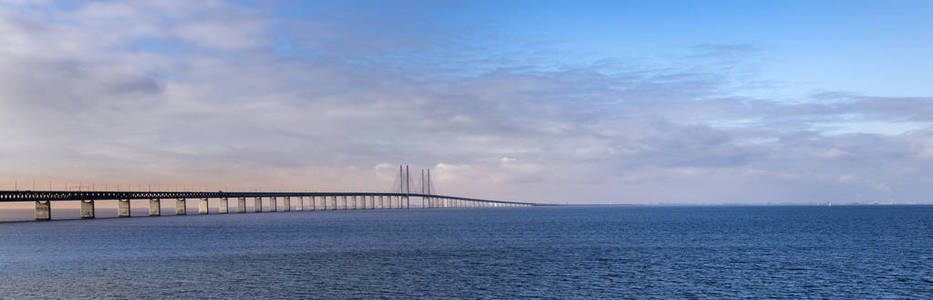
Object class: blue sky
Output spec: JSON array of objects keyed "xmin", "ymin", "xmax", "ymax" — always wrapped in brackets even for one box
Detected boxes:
[
  {"xmin": 266, "ymin": 0, "xmax": 933, "ymax": 96},
  {"xmin": 1, "ymin": 0, "xmax": 932, "ymax": 204}
]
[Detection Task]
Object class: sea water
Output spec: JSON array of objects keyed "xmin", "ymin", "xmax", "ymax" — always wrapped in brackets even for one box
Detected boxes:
[{"xmin": 0, "ymin": 206, "xmax": 930, "ymax": 298}]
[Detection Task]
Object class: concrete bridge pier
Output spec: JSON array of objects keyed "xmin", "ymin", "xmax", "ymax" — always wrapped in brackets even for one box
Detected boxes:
[
  {"xmin": 238, "ymin": 197, "xmax": 247, "ymax": 213},
  {"xmin": 283, "ymin": 197, "xmax": 291, "ymax": 212},
  {"xmin": 198, "ymin": 198, "xmax": 209, "ymax": 215},
  {"xmin": 296, "ymin": 197, "xmax": 304, "ymax": 211},
  {"xmin": 270, "ymin": 197, "xmax": 278, "ymax": 212},
  {"xmin": 219, "ymin": 198, "xmax": 229, "ymax": 214},
  {"xmin": 35, "ymin": 200, "xmax": 51, "ymax": 221},
  {"xmin": 369, "ymin": 196, "xmax": 375, "ymax": 209},
  {"xmin": 361, "ymin": 196, "xmax": 366, "ymax": 209},
  {"xmin": 150, "ymin": 199, "xmax": 161, "ymax": 216},
  {"xmin": 404, "ymin": 196, "xmax": 410, "ymax": 209},
  {"xmin": 80, "ymin": 200, "xmax": 95, "ymax": 219},
  {"xmin": 176, "ymin": 198, "xmax": 187, "ymax": 215},
  {"xmin": 380, "ymin": 196, "xmax": 385, "ymax": 209},
  {"xmin": 342, "ymin": 196, "xmax": 348, "ymax": 210},
  {"xmin": 311, "ymin": 196, "xmax": 317, "ymax": 211},
  {"xmin": 254, "ymin": 197, "xmax": 263, "ymax": 212},
  {"xmin": 331, "ymin": 196, "xmax": 337, "ymax": 210},
  {"xmin": 118, "ymin": 199, "xmax": 131, "ymax": 217}
]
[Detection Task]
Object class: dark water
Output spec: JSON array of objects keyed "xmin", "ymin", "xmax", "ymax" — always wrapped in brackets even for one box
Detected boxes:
[{"xmin": 0, "ymin": 206, "xmax": 930, "ymax": 299}]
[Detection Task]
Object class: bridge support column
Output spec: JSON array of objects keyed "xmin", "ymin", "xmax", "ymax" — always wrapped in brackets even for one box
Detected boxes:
[
  {"xmin": 270, "ymin": 197, "xmax": 278, "ymax": 212},
  {"xmin": 79, "ymin": 200, "xmax": 95, "ymax": 219},
  {"xmin": 254, "ymin": 197, "xmax": 262, "ymax": 212},
  {"xmin": 150, "ymin": 199, "xmax": 161, "ymax": 216},
  {"xmin": 238, "ymin": 197, "xmax": 247, "ymax": 213},
  {"xmin": 342, "ymin": 196, "xmax": 348, "ymax": 210},
  {"xmin": 311, "ymin": 196, "xmax": 317, "ymax": 211},
  {"xmin": 283, "ymin": 197, "xmax": 291, "ymax": 212},
  {"xmin": 331, "ymin": 196, "xmax": 337, "ymax": 210},
  {"xmin": 176, "ymin": 198, "xmax": 187, "ymax": 215},
  {"xmin": 380, "ymin": 196, "xmax": 385, "ymax": 209},
  {"xmin": 35, "ymin": 200, "xmax": 51, "ymax": 221},
  {"xmin": 352, "ymin": 196, "xmax": 358, "ymax": 210},
  {"xmin": 118, "ymin": 199, "xmax": 131, "ymax": 217},
  {"xmin": 80, "ymin": 200, "xmax": 95, "ymax": 219},
  {"xmin": 360, "ymin": 196, "xmax": 366, "ymax": 209},
  {"xmin": 198, "ymin": 198, "xmax": 209, "ymax": 215},
  {"xmin": 219, "ymin": 198, "xmax": 229, "ymax": 214},
  {"xmin": 370, "ymin": 196, "xmax": 375, "ymax": 209},
  {"xmin": 296, "ymin": 196, "xmax": 304, "ymax": 211}
]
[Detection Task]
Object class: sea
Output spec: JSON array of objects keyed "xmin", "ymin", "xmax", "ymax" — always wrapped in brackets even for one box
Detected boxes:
[{"xmin": 0, "ymin": 206, "xmax": 930, "ymax": 299}]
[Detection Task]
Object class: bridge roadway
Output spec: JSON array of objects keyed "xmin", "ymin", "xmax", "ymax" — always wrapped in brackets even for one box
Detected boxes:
[{"xmin": 0, "ymin": 190, "xmax": 537, "ymax": 221}]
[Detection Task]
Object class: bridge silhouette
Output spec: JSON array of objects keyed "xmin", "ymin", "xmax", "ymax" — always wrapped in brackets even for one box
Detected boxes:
[{"xmin": 0, "ymin": 165, "xmax": 539, "ymax": 221}]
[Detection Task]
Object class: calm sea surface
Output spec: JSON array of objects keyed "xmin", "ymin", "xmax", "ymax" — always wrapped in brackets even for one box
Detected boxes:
[{"xmin": 0, "ymin": 206, "xmax": 930, "ymax": 298}]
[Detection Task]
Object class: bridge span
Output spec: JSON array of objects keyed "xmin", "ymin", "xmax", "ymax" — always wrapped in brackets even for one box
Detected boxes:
[{"xmin": 0, "ymin": 190, "xmax": 538, "ymax": 221}]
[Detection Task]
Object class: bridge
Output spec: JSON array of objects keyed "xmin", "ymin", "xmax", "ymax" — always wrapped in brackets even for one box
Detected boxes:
[
  {"xmin": 0, "ymin": 190, "xmax": 537, "ymax": 221},
  {"xmin": 0, "ymin": 165, "xmax": 540, "ymax": 221}
]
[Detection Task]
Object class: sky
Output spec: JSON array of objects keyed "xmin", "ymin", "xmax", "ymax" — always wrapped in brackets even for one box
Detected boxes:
[{"xmin": 1, "ymin": 0, "xmax": 932, "ymax": 205}]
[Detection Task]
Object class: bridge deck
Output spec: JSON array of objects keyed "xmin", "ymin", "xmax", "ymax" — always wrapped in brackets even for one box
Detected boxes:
[{"xmin": 0, "ymin": 191, "xmax": 538, "ymax": 206}]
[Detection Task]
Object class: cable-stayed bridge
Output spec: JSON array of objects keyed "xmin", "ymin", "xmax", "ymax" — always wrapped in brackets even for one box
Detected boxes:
[{"xmin": 0, "ymin": 165, "xmax": 541, "ymax": 221}]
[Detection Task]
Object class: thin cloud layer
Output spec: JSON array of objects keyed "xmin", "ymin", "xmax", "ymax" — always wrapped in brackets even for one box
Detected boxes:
[{"xmin": 1, "ymin": 1, "xmax": 931, "ymax": 204}]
